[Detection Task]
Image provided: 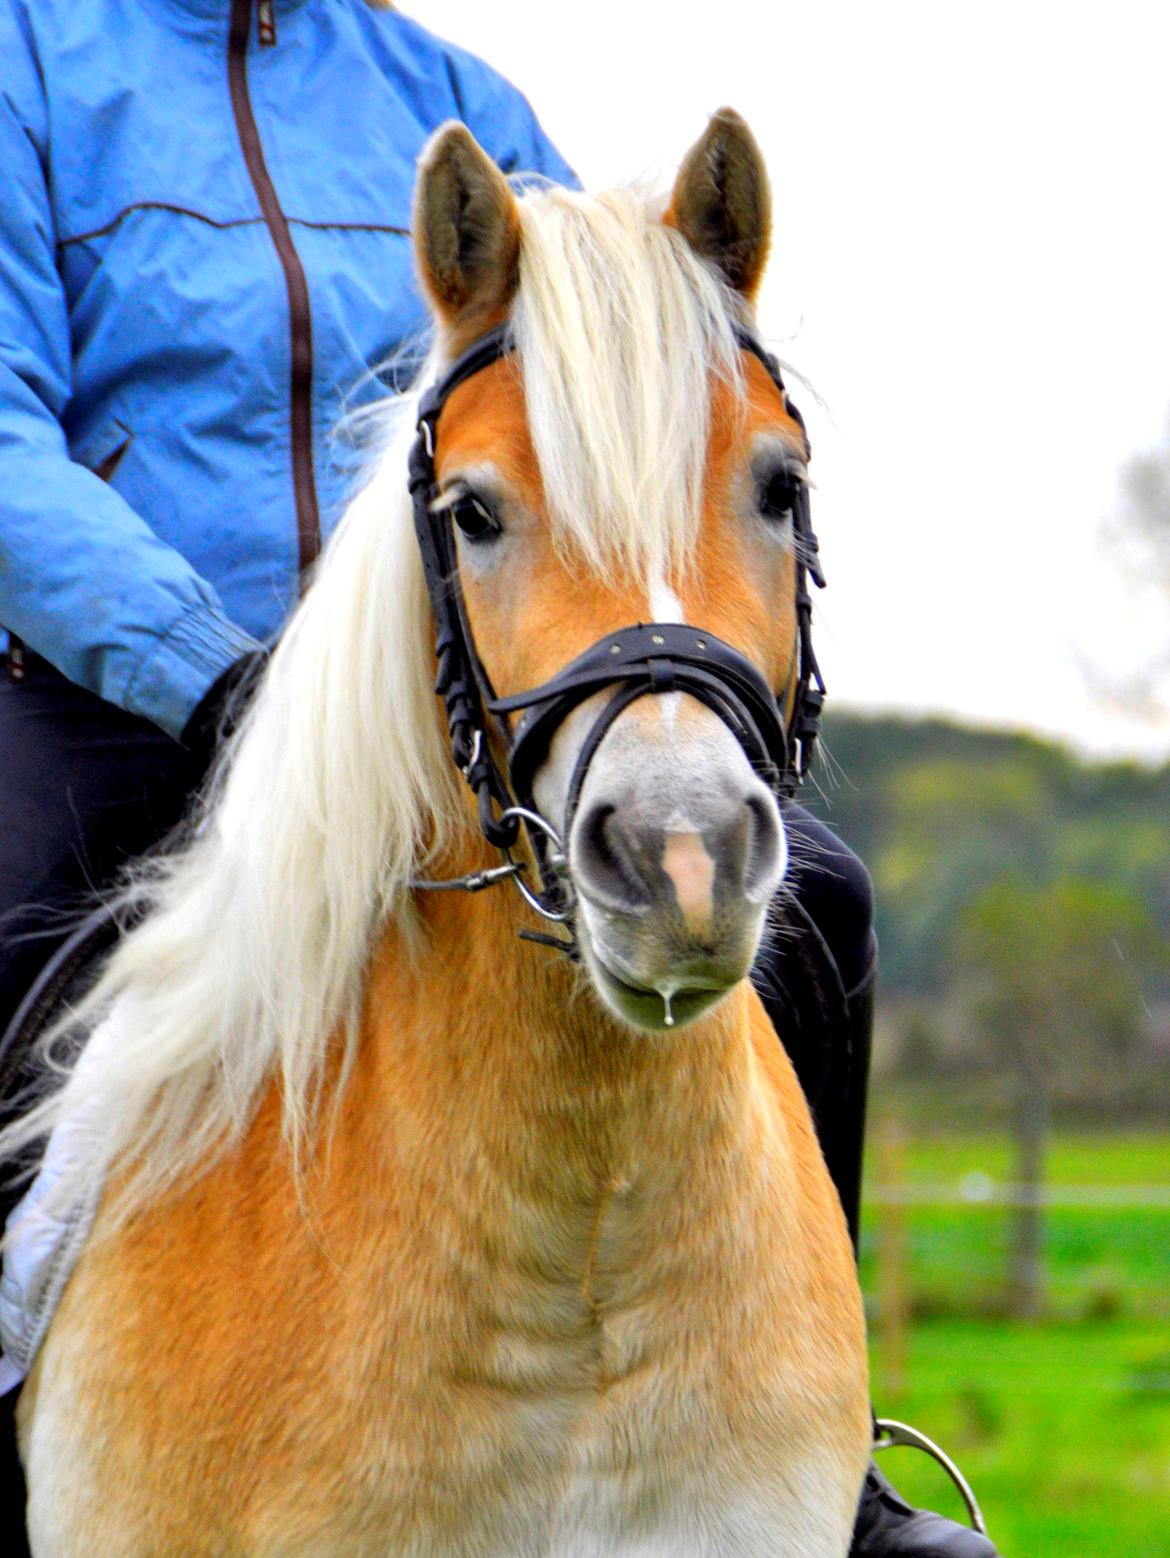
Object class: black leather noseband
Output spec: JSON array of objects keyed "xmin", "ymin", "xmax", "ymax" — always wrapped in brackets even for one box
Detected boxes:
[
  {"xmin": 494, "ymin": 621, "xmax": 792, "ymax": 833},
  {"xmin": 408, "ymin": 322, "xmax": 826, "ymax": 930}
]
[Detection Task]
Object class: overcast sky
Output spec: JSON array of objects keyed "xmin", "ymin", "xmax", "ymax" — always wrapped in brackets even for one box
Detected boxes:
[{"xmin": 409, "ymin": 1, "xmax": 1170, "ymax": 763}]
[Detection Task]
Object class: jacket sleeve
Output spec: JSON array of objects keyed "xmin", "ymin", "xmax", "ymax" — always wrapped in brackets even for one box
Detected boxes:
[{"xmin": 0, "ymin": 3, "xmax": 262, "ymax": 740}]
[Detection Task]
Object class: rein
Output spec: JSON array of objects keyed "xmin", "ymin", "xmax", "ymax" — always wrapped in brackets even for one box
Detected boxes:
[{"xmin": 407, "ymin": 322, "xmax": 826, "ymax": 947}]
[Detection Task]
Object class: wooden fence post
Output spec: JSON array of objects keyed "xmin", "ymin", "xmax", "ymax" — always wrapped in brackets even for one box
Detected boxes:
[{"xmin": 876, "ymin": 1118, "xmax": 910, "ymax": 1399}]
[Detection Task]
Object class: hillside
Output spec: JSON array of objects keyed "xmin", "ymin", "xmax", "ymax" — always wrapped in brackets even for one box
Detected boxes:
[{"xmin": 805, "ymin": 711, "xmax": 1170, "ymax": 999}]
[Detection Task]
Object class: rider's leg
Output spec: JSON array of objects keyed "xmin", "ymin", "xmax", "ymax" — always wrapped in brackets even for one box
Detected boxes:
[
  {"xmin": 0, "ymin": 655, "xmax": 202, "ymax": 1052},
  {"xmin": 753, "ymin": 802, "xmax": 874, "ymax": 1248},
  {"xmin": 753, "ymin": 803, "xmax": 998, "ymax": 1558},
  {"xmin": 0, "ymin": 1390, "xmax": 25, "ymax": 1558}
]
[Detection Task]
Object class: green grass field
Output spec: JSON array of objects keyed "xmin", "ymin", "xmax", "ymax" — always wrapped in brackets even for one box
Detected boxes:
[{"xmin": 859, "ymin": 1131, "xmax": 1170, "ymax": 1556}]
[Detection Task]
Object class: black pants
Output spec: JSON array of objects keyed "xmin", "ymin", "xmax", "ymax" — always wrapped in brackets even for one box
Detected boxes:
[
  {"xmin": 0, "ymin": 658, "xmax": 204, "ymax": 1040},
  {"xmin": 0, "ymin": 656, "xmax": 874, "ymax": 1545}
]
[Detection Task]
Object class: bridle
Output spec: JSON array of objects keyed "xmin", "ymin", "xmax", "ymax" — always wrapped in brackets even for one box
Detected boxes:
[{"xmin": 407, "ymin": 322, "xmax": 826, "ymax": 950}]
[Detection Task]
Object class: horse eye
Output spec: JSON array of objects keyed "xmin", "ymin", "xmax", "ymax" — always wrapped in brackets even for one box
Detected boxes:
[
  {"xmin": 449, "ymin": 491, "xmax": 501, "ymax": 543},
  {"xmin": 757, "ymin": 469, "xmax": 802, "ymax": 523}
]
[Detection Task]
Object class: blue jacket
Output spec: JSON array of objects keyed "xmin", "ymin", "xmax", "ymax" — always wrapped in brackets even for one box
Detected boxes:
[{"xmin": 0, "ymin": 0, "xmax": 574, "ymax": 736}]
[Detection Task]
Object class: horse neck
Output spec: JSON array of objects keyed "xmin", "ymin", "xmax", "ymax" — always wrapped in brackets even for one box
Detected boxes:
[{"xmin": 357, "ymin": 833, "xmax": 769, "ymax": 1232}]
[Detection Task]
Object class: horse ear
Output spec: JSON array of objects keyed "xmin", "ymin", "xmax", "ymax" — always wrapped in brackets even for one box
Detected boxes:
[
  {"xmin": 665, "ymin": 108, "xmax": 771, "ymax": 302},
  {"xmin": 414, "ymin": 122, "xmax": 521, "ymax": 335}
]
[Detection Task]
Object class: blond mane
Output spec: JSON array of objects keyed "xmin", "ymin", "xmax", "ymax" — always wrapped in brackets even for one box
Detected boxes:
[{"xmin": 1, "ymin": 183, "xmax": 750, "ymax": 1219}]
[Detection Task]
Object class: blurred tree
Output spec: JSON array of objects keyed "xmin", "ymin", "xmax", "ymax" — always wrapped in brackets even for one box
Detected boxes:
[
  {"xmin": 1120, "ymin": 417, "xmax": 1170, "ymax": 581},
  {"xmin": 1103, "ymin": 413, "xmax": 1170, "ymax": 714},
  {"xmin": 816, "ymin": 712, "xmax": 1170, "ymax": 1008},
  {"xmin": 953, "ymin": 877, "xmax": 1165, "ymax": 1318}
]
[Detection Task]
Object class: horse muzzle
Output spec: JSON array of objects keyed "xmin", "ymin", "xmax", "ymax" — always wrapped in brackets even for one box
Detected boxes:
[{"xmin": 560, "ymin": 696, "xmax": 787, "ymax": 1032}]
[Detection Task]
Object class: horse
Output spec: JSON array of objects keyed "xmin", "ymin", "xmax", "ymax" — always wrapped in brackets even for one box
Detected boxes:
[{"xmin": 3, "ymin": 109, "xmax": 870, "ymax": 1555}]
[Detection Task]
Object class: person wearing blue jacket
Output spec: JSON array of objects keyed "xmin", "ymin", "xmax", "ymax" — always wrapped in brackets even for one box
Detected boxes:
[
  {"xmin": 0, "ymin": 0, "xmax": 575, "ymax": 1028},
  {"xmin": 0, "ymin": 0, "xmax": 577, "ymax": 739},
  {"xmin": 0, "ymin": 3, "xmax": 995, "ymax": 1553}
]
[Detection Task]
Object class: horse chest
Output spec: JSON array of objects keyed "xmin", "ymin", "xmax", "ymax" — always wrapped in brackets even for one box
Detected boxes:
[
  {"xmin": 397, "ymin": 1253, "xmax": 853, "ymax": 1556},
  {"xmin": 402, "ymin": 1359, "xmax": 845, "ymax": 1558},
  {"xmin": 397, "ymin": 1391, "xmax": 848, "ymax": 1558},
  {"xmin": 446, "ymin": 1161, "xmax": 715, "ymax": 1422}
]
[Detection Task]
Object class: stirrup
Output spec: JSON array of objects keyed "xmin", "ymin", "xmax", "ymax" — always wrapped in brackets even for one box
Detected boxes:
[{"xmin": 873, "ymin": 1417, "xmax": 989, "ymax": 1537}]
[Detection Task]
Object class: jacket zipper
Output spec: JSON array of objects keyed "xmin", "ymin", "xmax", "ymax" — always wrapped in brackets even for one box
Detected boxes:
[{"xmin": 227, "ymin": 0, "xmax": 321, "ymax": 582}]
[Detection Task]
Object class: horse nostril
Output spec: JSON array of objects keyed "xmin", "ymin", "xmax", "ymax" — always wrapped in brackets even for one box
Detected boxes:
[
  {"xmin": 572, "ymin": 801, "xmax": 653, "ymax": 916},
  {"xmin": 741, "ymin": 791, "xmax": 784, "ymax": 902}
]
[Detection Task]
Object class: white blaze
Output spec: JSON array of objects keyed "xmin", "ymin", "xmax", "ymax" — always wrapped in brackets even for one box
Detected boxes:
[{"xmin": 648, "ymin": 577, "xmax": 685, "ymax": 734}]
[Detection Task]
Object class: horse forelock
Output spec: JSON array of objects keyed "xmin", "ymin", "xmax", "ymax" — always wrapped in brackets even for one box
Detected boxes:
[{"xmin": 512, "ymin": 185, "xmax": 746, "ymax": 585}]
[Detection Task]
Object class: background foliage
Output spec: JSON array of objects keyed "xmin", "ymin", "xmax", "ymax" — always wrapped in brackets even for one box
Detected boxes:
[{"xmin": 814, "ymin": 712, "xmax": 1170, "ymax": 1009}]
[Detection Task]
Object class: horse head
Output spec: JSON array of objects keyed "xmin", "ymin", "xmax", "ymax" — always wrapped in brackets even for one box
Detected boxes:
[{"xmin": 413, "ymin": 110, "xmax": 816, "ymax": 1033}]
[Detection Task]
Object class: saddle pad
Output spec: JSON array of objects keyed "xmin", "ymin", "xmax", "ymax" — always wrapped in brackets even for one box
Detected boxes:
[{"xmin": 0, "ymin": 1014, "xmax": 120, "ymax": 1394}]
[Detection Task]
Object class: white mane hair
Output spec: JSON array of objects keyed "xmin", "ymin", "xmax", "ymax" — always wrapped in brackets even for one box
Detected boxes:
[
  {"xmin": 1, "ymin": 183, "xmax": 750, "ymax": 1222},
  {"xmin": 512, "ymin": 187, "xmax": 745, "ymax": 584}
]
